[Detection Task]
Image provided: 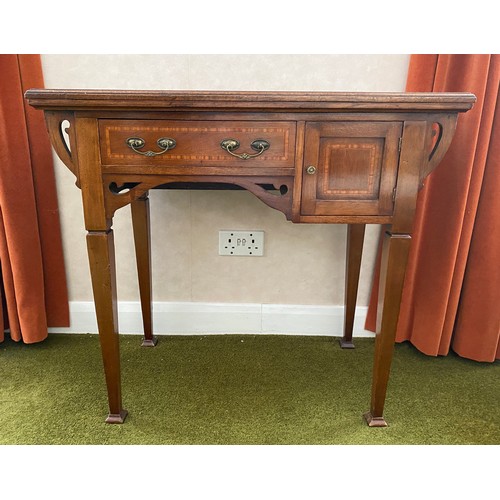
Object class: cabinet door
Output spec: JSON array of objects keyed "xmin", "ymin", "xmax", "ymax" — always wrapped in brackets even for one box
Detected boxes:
[{"xmin": 301, "ymin": 122, "xmax": 402, "ymax": 216}]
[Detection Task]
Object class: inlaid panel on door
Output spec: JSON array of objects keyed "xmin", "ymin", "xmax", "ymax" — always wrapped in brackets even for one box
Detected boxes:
[{"xmin": 301, "ymin": 121, "xmax": 402, "ymax": 216}]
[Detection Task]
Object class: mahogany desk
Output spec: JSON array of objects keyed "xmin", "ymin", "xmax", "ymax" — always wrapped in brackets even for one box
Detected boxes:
[{"xmin": 25, "ymin": 90, "xmax": 475, "ymax": 426}]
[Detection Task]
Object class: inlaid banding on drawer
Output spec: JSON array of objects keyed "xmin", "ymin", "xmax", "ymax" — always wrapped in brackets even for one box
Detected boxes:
[{"xmin": 99, "ymin": 119, "xmax": 296, "ymax": 168}]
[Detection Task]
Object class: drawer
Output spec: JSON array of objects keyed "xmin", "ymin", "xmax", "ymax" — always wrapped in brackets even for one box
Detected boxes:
[{"xmin": 99, "ymin": 119, "xmax": 296, "ymax": 169}]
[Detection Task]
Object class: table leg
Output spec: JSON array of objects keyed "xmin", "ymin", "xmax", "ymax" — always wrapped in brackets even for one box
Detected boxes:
[
  {"xmin": 131, "ymin": 193, "xmax": 157, "ymax": 347},
  {"xmin": 363, "ymin": 229, "xmax": 411, "ymax": 427},
  {"xmin": 340, "ymin": 224, "xmax": 366, "ymax": 349},
  {"xmin": 87, "ymin": 229, "xmax": 128, "ymax": 424}
]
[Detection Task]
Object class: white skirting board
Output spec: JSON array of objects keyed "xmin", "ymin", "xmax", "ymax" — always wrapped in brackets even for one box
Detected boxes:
[{"xmin": 48, "ymin": 301, "xmax": 375, "ymax": 338}]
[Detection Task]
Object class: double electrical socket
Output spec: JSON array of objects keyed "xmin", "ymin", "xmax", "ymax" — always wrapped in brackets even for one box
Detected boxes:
[{"xmin": 219, "ymin": 230, "xmax": 264, "ymax": 256}]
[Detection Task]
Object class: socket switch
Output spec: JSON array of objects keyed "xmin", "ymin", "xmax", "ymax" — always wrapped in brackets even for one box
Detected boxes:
[{"xmin": 219, "ymin": 230, "xmax": 264, "ymax": 256}]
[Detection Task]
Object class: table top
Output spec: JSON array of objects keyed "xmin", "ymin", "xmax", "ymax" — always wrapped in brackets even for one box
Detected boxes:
[{"xmin": 25, "ymin": 89, "xmax": 476, "ymax": 112}]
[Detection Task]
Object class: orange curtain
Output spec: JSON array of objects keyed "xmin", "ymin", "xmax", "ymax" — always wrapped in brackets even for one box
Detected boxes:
[
  {"xmin": 366, "ymin": 54, "xmax": 500, "ymax": 362},
  {"xmin": 0, "ymin": 54, "xmax": 69, "ymax": 343}
]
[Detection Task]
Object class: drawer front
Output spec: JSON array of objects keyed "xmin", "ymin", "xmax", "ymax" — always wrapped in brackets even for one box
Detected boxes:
[
  {"xmin": 99, "ymin": 119, "xmax": 296, "ymax": 169},
  {"xmin": 301, "ymin": 121, "xmax": 402, "ymax": 216}
]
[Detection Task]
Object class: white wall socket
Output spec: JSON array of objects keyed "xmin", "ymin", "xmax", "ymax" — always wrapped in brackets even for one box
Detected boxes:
[{"xmin": 219, "ymin": 230, "xmax": 264, "ymax": 256}]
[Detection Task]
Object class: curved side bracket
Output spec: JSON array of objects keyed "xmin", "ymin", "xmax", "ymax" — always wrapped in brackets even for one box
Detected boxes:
[
  {"xmin": 105, "ymin": 181, "xmax": 148, "ymax": 219},
  {"xmin": 420, "ymin": 114, "xmax": 458, "ymax": 185},
  {"xmin": 45, "ymin": 111, "xmax": 80, "ymax": 187},
  {"xmin": 234, "ymin": 179, "xmax": 293, "ymax": 219}
]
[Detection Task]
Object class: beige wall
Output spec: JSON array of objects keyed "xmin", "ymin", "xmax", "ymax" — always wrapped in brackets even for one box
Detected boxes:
[{"xmin": 41, "ymin": 54, "xmax": 410, "ymax": 306}]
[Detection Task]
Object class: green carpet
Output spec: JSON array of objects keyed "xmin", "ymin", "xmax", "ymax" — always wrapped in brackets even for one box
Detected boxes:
[{"xmin": 0, "ymin": 334, "xmax": 498, "ymax": 445}]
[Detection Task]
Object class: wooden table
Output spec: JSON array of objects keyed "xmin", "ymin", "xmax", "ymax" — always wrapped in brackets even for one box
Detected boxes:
[{"xmin": 25, "ymin": 90, "xmax": 475, "ymax": 426}]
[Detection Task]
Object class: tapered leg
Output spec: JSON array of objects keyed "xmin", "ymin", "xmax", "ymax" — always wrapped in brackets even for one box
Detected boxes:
[
  {"xmin": 363, "ymin": 230, "xmax": 411, "ymax": 427},
  {"xmin": 87, "ymin": 229, "xmax": 128, "ymax": 424},
  {"xmin": 131, "ymin": 194, "xmax": 157, "ymax": 347},
  {"xmin": 340, "ymin": 224, "xmax": 366, "ymax": 349}
]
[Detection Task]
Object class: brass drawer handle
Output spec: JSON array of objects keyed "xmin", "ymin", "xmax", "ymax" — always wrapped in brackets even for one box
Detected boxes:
[
  {"xmin": 126, "ymin": 137, "xmax": 176, "ymax": 157},
  {"xmin": 306, "ymin": 165, "xmax": 317, "ymax": 175},
  {"xmin": 220, "ymin": 138, "xmax": 270, "ymax": 160}
]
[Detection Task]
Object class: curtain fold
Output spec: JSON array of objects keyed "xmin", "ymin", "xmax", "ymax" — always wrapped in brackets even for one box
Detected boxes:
[
  {"xmin": 366, "ymin": 54, "xmax": 500, "ymax": 362},
  {"xmin": 0, "ymin": 54, "xmax": 69, "ymax": 343}
]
